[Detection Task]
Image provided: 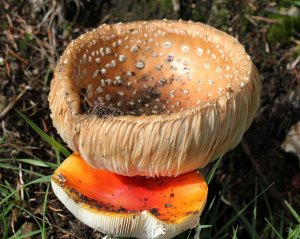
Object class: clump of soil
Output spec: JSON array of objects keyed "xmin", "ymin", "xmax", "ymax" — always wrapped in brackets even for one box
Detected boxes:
[
  {"xmin": 82, "ymin": 86, "xmax": 167, "ymax": 117},
  {"xmin": 86, "ymin": 103, "xmax": 124, "ymax": 118}
]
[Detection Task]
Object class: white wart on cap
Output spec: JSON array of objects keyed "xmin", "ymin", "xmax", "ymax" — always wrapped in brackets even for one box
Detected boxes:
[{"xmin": 49, "ymin": 20, "xmax": 261, "ymax": 177}]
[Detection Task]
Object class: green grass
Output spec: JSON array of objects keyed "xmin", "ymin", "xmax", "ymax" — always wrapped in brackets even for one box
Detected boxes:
[{"xmin": 1, "ymin": 113, "xmax": 299, "ymax": 239}]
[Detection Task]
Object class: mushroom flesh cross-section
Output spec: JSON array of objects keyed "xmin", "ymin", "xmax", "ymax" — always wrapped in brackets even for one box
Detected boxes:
[{"xmin": 52, "ymin": 153, "xmax": 208, "ymax": 239}]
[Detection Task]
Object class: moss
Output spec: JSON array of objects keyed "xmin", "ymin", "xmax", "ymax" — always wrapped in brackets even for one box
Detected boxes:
[
  {"xmin": 267, "ymin": 16, "xmax": 300, "ymax": 44},
  {"xmin": 206, "ymin": 0, "xmax": 232, "ymax": 31},
  {"xmin": 18, "ymin": 33, "xmax": 33, "ymax": 51}
]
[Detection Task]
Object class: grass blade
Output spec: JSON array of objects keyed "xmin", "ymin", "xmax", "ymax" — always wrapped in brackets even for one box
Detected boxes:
[
  {"xmin": 206, "ymin": 157, "xmax": 222, "ymax": 184},
  {"xmin": 8, "ymin": 229, "xmax": 42, "ymax": 239},
  {"xmin": 0, "ymin": 176, "xmax": 51, "ymax": 205},
  {"xmin": 213, "ymin": 183, "xmax": 274, "ymax": 239},
  {"xmin": 265, "ymin": 218, "xmax": 284, "ymax": 239},
  {"xmin": 284, "ymin": 200, "xmax": 300, "ymax": 224},
  {"xmin": 232, "ymin": 226, "xmax": 238, "ymax": 239},
  {"xmin": 252, "ymin": 178, "xmax": 258, "ymax": 239},
  {"xmin": 17, "ymin": 110, "xmax": 70, "ymax": 157},
  {"xmin": 42, "ymin": 183, "xmax": 50, "ymax": 239}
]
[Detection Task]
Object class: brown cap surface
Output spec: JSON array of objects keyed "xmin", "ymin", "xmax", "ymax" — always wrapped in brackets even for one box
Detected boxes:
[{"xmin": 49, "ymin": 20, "xmax": 261, "ymax": 177}]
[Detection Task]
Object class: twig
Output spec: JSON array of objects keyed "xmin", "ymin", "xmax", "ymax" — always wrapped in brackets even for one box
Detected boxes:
[
  {"xmin": 288, "ymin": 55, "xmax": 300, "ymax": 70},
  {"xmin": 0, "ymin": 87, "xmax": 29, "ymax": 121},
  {"xmin": 7, "ymin": 48, "xmax": 29, "ymax": 65},
  {"xmin": 250, "ymin": 15, "xmax": 279, "ymax": 24}
]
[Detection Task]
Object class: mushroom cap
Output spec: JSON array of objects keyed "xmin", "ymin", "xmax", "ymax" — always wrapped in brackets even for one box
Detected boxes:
[
  {"xmin": 49, "ymin": 20, "xmax": 261, "ymax": 177},
  {"xmin": 51, "ymin": 153, "xmax": 208, "ymax": 239}
]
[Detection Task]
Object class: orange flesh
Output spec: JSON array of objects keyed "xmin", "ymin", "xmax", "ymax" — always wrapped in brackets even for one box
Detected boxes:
[
  {"xmin": 53, "ymin": 153, "xmax": 208, "ymax": 223},
  {"xmin": 71, "ymin": 23, "xmax": 241, "ymax": 116}
]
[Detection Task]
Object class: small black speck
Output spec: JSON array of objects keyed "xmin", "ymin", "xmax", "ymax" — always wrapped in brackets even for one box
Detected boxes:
[{"xmin": 150, "ymin": 208, "xmax": 160, "ymax": 216}]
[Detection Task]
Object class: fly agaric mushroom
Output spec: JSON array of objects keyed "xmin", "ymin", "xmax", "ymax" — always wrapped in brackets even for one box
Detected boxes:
[
  {"xmin": 49, "ymin": 20, "xmax": 260, "ymax": 177},
  {"xmin": 51, "ymin": 153, "xmax": 208, "ymax": 238},
  {"xmin": 49, "ymin": 20, "xmax": 261, "ymax": 238}
]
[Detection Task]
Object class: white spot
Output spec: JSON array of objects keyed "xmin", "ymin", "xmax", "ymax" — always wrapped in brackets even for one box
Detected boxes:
[
  {"xmin": 97, "ymin": 96, "xmax": 104, "ymax": 102},
  {"xmin": 96, "ymin": 86, "xmax": 103, "ymax": 93},
  {"xmin": 114, "ymin": 76, "xmax": 123, "ymax": 85},
  {"xmin": 131, "ymin": 45, "xmax": 138, "ymax": 53},
  {"xmin": 118, "ymin": 91, "xmax": 125, "ymax": 96},
  {"xmin": 118, "ymin": 39, "xmax": 122, "ymax": 45},
  {"xmin": 181, "ymin": 45, "xmax": 189, "ymax": 53},
  {"xmin": 101, "ymin": 79, "xmax": 106, "ymax": 87},
  {"xmin": 95, "ymin": 58, "xmax": 101, "ymax": 64},
  {"xmin": 101, "ymin": 68, "xmax": 107, "ymax": 74},
  {"xmin": 112, "ymin": 42, "xmax": 118, "ymax": 47},
  {"xmin": 87, "ymin": 84, "xmax": 93, "ymax": 92},
  {"xmin": 100, "ymin": 47, "xmax": 105, "ymax": 56},
  {"xmin": 216, "ymin": 67, "xmax": 221, "ymax": 73},
  {"xmin": 88, "ymin": 56, "xmax": 92, "ymax": 62},
  {"xmin": 110, "ymin": 60, "xmax": 116, "ymax": 67},
  {"xmin": 240, "ymin": 82, "xmax": 246, "ymax": 87},
  {"xmin": 92, "ymin": 70, "xmax": 99, "ymax": 78},
  {"xmin": 208, "ymin": 79, "xmax": 215, "ymax": 85},
  {"xmin": 169, "ymin": 90, "xmax": 176, "ymax": 98},
  {"xmin": 204, "ymin": 63, "xmax": 210, "ymax": 69},
  {"xmin": 197, "ymin": 47, "xmax": 203, "ymax": 56},
  {"xmin": 127, "ymin": 82, "xmax": 132, "ymax": 87},
  {"xmin": 151, "ymin": 52, "xmax": 158, "ymax": 57},
  {"xmin": 119, "ymin": 55, "xmax": 127, "ymax": 62},
  {"xmin": 135, "ymin": 61, "xmax": 145, "ymax": 69},
  {"xmin": 82, "ymin": 54, "xmax": 87, "ymax": 63},
  {"xmin": 106, "ymin": 79, "xmax": 112, "ymax": 86},
  {"xmin": 105, "ymin": 94, "xmax": 112, "ymax": 101},
  {"xmin": 183, "ymin": 89, "xmax": 189, "ymax": 94},
  {"xmin": 163, "ymin": 41, "xmax": 172, "ymax": 48},
  {"xmin": 63, "ymin": 58, "xmax": 68, "ymax": 64},
  {"xmin": 105, "ymin": 47, "xmax": 111, "ymax": 54}
]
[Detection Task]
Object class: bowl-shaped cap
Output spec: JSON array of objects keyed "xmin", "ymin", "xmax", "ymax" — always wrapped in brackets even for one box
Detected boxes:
[
  {"xmin": 49, "ymin": 20, "xmax": 261, "ymax": 176},
  {"xmin": 51, "ymin": 153, "xmax": 208, "ymax": 239}
]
